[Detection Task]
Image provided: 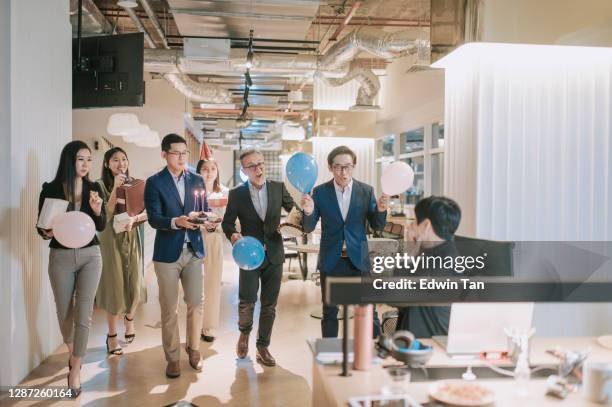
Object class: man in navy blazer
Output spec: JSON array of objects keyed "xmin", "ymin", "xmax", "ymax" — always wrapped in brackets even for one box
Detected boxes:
[
  {"xmin": 302, "ymin": 146, "xmax": 388, "ymax": 337},
  {"xmin": 144, "ymin": 133, "xmax": 213, "ymax": 378}
]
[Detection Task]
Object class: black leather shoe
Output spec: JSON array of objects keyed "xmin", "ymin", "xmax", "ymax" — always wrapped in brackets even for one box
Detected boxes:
[{"xmin": 201, "ymin": 332, "xmax": 215, "ymax": 342}]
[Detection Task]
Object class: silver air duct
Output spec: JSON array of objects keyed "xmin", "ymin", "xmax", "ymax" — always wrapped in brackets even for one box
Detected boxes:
[
  {"xmin": 318, "ymin": 28, "xmax": 424, "ymax": 108},
  {"xmin": 164, "ymin": 73, "xmax": 232, "ymax": 104},
  {"xmin": 319, "ymin": 28, "xmax": 421, "ymax": 70},
  {"xmin": 143, "ymin": 49, "xmax": 180, "ymax": 73},
  {"xmin": 323, "ymin": 61, "xmax": 380, "ymax": 109},
  {"xmin": 143, "ymin": 28, "xmax": 424, "ymax": 107}
]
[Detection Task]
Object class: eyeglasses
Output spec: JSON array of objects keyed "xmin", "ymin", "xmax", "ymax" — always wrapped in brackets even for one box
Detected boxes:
[
  {"xmin": 244, "ymin": 161, "xmax": 265, "ymax": 171},
  {"xmin": 332, "ymin": 163, "xmax": 354, "ymax": 172},
  {"xmin": 167, "ymin": 150, "xmax": 190, "ymax": 158}
]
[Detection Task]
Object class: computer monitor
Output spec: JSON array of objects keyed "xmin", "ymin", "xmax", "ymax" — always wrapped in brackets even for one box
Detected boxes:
[{"xmin": 433, "ymin": 302, "xmax": 534, "ymax": 357}]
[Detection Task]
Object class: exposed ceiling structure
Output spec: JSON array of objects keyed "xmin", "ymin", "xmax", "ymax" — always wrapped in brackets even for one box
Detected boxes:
[{"xmin": 71, "ymin": 0, "xmax": 467, "ymax": 149}]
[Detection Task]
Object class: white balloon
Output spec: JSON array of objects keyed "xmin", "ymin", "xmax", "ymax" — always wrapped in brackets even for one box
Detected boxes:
[
  {"xmin": 53, "ymin": 212, "xmax": 96, "ymax": 248},
  {"xmin": 381, "ymin": 161, "xmax": 415, "ymax": 196}
]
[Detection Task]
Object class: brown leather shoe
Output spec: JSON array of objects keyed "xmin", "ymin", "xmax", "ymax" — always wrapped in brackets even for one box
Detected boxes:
[
  {"xmin": 186, "ymin": 346, "xmax": 203, "ymax": 371},
  {"xmin": 236, "ymin": 333, "xmax": 249, "ymax": 359},
  {"xmin": 256, "ymin": 346, "xmax": 276, "ymax": 367},
  {"xmin": 165, "ymin": 361, "xmax": 180, "ymax": 378}
]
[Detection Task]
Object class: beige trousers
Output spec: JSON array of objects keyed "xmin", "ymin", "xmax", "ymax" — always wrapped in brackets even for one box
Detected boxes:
[
  {"xmin": 154, "ymin": 247, "xmax": 203, "ymax": 362},
  {"xmin": 202, "ymin": 230, "xmax": 224, "ymax": 332}
]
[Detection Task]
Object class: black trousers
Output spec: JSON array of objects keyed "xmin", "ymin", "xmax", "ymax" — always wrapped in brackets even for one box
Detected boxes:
[
  {"xmin": 238, "ymin": 256, "xmax": 283, "ymax": 347},
  {"xmin": 320, "ymin": 258, "xmax": 381, "ymax": 338}
]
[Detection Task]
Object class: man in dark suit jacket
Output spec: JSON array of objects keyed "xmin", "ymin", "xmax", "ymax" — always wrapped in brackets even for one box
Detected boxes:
[
  {"xmin": 302, "ymin": 146, "xmax": 388, "ymax": 337},
  {"xmin": 222, "ymin": 149, "xmax": 295, "ymax": 366},
  {"xmin": 144, "ymin": 134, "xmax": 212, "ymax": 378}
]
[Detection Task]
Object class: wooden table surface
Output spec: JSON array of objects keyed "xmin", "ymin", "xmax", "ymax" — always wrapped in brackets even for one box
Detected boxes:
[{"xmin": 311, "ymin": 336, "xmax": 612, "ymax": 407}]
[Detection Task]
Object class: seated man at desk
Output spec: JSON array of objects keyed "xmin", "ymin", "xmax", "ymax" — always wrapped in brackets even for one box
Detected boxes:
[
  {"xmin": 397, "ymin": 195, "xmax": 462, "ymax": 338},
  {"xmin": 301, "ymin": 145, "xmax": 388, "ymax": 337}
]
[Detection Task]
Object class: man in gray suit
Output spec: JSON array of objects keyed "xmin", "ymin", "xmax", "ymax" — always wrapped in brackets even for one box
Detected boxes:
[{"xmin": 222, "ymin": 149, "xmax": 296, "ymax": 366}]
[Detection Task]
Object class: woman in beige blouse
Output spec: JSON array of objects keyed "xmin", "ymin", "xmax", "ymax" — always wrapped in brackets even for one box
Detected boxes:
[{"xmin": 197, "ymin": 158, "xmax": 229, "ymax": 342}]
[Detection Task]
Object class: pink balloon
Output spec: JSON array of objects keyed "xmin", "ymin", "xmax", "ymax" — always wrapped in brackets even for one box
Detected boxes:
[
  {"xmin": 53, "ymin": 211, "xmax": 96, "ymax": 248},
  {"xmin": 381, "ymin": 161, "xmax": 415, "ymax": 196}
]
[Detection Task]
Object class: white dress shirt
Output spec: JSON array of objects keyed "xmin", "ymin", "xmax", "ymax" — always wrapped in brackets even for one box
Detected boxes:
[
  {"xmin": 334, "ymin": 179, "xmax": 353, "ymax": 251},
  {"xmin": 248, "ymin": 181, "xmax": 268, "ymax": 221},
  {"xmin": 169, "ymin": 171, "xmax": 190, "ymax": 244},
  {"xmin": 334, "ymin": 179, "xmax": 353, "ymax": 221}
]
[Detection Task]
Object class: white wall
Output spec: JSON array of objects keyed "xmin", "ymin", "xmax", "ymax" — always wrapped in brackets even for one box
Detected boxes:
[
  {"xmin": 481, "ymin": 0, "xmax": 612, "ymax": 45},
  {"xmin": 0, "ymin": 0, "xmax": 11, "ymax": 386},
  {"xmin": 317, "ymin": 110, "xmax": 378, "ymax": 138},
  {"xmin": 72, "ymin": 74, "xmax": 184, "ymax": 181},
  {"xmin": 211, "ymin": 148, "xmax": 235, "ymax": 187},
  {"xmin": 376, "ymin": 55, "xmax": 445, "ymax": 137},
  {"xmin": 0, "ymin": 0, "xmax": 72, "ymax": 386}
]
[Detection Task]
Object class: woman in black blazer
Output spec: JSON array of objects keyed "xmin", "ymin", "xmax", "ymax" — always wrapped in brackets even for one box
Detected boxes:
[{"xmin": 36, "ymin": 140, "xmax": 105, "ymax": 397}]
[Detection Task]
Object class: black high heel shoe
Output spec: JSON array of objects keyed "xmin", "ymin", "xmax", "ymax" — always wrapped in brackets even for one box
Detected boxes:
[
  {"xmin": 106, "ymin": 333, "xmax": 124, "ymax": 355},
  {"xmin": 67, "ymin": 360, "xmax": 81, "ymax": 398},
  {"xmin": 124, "ymin": 315, "xmax": 136, "ymax": 344}
]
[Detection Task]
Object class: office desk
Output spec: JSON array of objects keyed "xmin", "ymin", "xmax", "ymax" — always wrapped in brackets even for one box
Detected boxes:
[{"xmin": 311, "ymin": 336, "xmax": 612, "ymax": 407}]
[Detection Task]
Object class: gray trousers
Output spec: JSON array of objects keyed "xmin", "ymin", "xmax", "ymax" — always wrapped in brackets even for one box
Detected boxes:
[
  {"xmin": 154, "ymin": 247, "xmax": 203, "ymax": 362},
  {"xmin": 48, "ymin": 246, "xmax": 102, "ymax": 357}
]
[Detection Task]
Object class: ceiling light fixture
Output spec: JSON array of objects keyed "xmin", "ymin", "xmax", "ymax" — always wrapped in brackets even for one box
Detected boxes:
[
  {"xmin": 240, "ymin": 29, "xmax": 254, "ymax": 121},
  {"xmin": 117, "ymin": 1, "xmax": 138, "ymax": 8}
]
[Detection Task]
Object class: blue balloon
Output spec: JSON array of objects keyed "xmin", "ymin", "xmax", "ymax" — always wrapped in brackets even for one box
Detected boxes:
[
  {"xmin": 232, "ymin": 236, "xmax": 265, "ymax": 270},
  {"xmin": 286, "ymin": 152, "xmax": 318, "ymax": 193}
]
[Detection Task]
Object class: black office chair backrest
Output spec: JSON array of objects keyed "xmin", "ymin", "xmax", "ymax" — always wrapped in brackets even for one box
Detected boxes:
[{"xmin": 454, "ymin": 235, "xmax": 515, "ymax": 277}]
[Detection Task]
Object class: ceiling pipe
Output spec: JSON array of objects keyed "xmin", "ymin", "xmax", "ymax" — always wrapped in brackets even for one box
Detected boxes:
[
  {"xmin": 138, "ymin": 0, "xmax": 169, "ymax": 49},
  {"xmin": 329, "ymin": 2, "xmax": 361, "ymax": 42},
  {"xmin": 122, "ymin": 6, "xmax": 156, "ymax": 48},
  {"xmin": 170, "ymin": 8, "xmax": 315, "ymax": 21},
  {"xmin": 166, "ymin": 34, "xmax": 320, "ymax": 44},
  {"xmin": 70, "ymin": 0, "xmax": 114, "ymax": 34},
  {"xmin": 84, "ymin": 0, "xmax": 114, "ymax": 33}
]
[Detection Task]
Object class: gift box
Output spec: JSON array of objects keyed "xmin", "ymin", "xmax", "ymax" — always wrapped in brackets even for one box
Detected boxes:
[
  {"xmin": 37, "ymin": 198, "xmax": 69, "ymax": 229},
  {"xmin": 113, "ymin": 211, "xmax": 148, "ymax": 234},
  {"xmin": 116, "ymin": 179, "xmax": 145, "ymax": 216},
  {"xmin": 113, "ymin": 212, "xmax": 132, "ymax": 234}
]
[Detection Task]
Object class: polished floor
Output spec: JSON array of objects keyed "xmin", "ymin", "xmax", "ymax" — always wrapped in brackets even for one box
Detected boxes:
[{"xmin": 6, "ymin": 250, "xmax": 323, "ymax": 407}]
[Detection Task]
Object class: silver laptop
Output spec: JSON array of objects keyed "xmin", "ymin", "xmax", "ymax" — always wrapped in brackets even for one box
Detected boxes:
[{"xmin": 433, "ymin": 302, "xmax": 534, "ymax": 358}]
